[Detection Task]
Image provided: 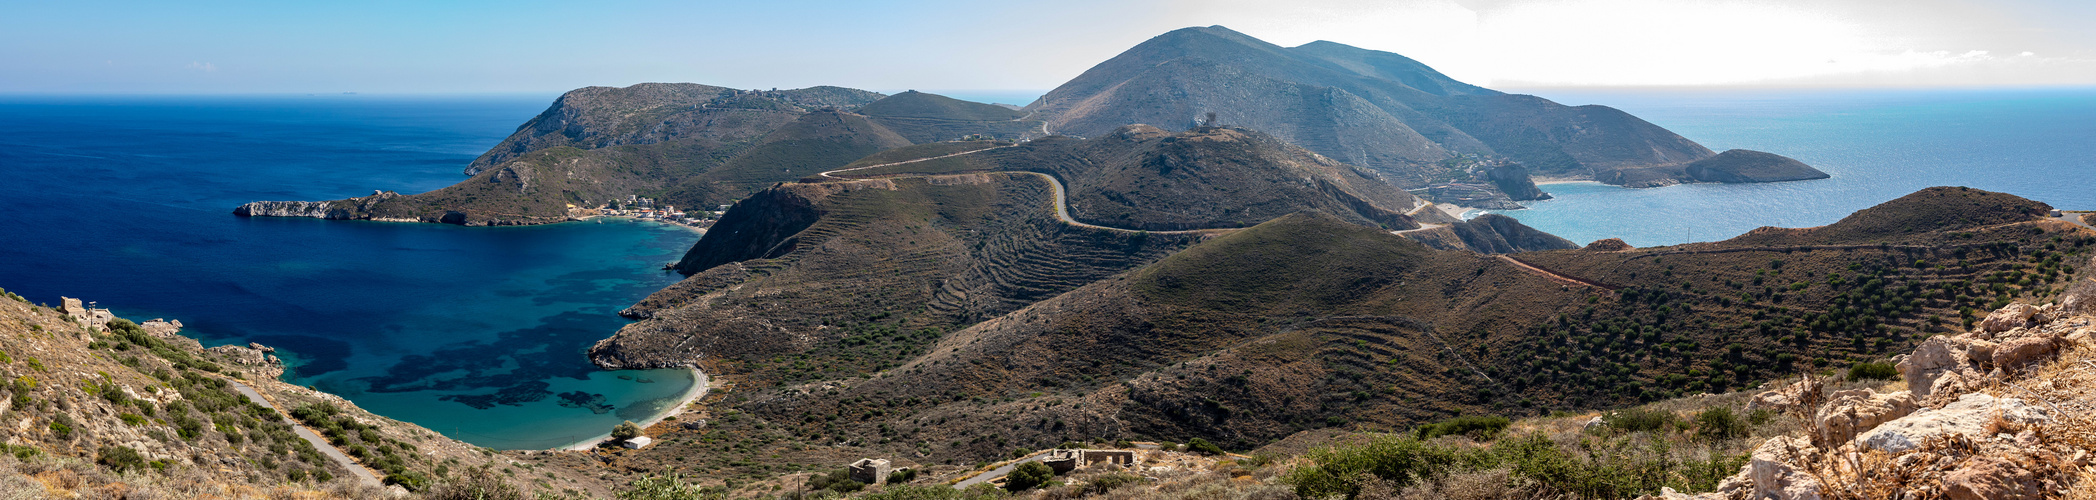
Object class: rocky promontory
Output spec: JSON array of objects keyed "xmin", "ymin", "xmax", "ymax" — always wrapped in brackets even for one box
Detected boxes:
[{"xmin": 1684, "ymin": 149, "xmax": 1830, "ymax": 183}]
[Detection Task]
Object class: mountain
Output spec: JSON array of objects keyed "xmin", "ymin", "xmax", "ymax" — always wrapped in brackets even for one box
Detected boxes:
[
  {"xmin": 1028, "ymin": 26, "xmax": 1755, "ymax": 191},
  {"xmin": 233, "ymin": 85, "xmax": 1031, "ymax": 226}
]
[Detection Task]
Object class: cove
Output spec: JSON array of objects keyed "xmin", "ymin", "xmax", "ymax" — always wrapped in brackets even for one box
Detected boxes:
[{"xmin": 0, "ymin": 95, "xmax": 699, "ymax": 449}]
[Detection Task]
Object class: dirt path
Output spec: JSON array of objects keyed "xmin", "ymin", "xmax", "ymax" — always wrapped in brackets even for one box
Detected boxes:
[
  {"xmin": 1498, "ymin": 255, "xmax": 1618, "ymax": 291},
  {"xmin": 227, "ymin": 380, "xmax": 382, "ymax": 487},
  {"xmin": 817, "ymin": 145, "xmax": 1017, "ymax": 179}
]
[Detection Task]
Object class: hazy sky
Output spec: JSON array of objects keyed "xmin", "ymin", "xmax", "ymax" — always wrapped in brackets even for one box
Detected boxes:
[{"xmin": 5, "ymin": 0, "xmax": 2093, "ymax": 94}]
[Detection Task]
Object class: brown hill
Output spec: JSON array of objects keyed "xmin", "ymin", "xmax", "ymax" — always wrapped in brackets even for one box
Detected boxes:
[
  {"xmin": 600, "ymin": 187, "xmax": 2091, "ymax": 466},
  {"xmin": 1684, "ymin": 149, "xmax": 1829, "ymax": 183},
  {"xmin": 838, "ymin": 125, "xmax": 1428, "ymax": 231},
  {"xmin": 1028, "ymin": 26, "xmax": 1719, "ymax": 188}
]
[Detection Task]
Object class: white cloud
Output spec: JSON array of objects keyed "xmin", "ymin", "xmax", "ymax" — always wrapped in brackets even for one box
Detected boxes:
[{"xmin": 188, "ymin": 61, "xmax": 216, "ymax": 72}]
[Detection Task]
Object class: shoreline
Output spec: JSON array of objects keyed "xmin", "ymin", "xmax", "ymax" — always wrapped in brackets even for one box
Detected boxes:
[
  {"xmin": 580, "ymin": 215, "xmax": 709, "ymax": 236},
  {"xmin": 557, "ymin": 366, "xmax": 710, "ymax": 451}
]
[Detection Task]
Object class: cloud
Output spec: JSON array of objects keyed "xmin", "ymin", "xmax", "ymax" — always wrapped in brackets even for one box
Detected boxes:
[{"xmin": 188, "ymin": 61, "xmax": 216, "ymax": 72}]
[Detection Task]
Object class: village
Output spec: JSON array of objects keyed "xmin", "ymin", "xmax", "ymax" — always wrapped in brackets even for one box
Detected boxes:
[{"xmin": 567, "ymin": 194, "xmax": 724, "ymax": 232}]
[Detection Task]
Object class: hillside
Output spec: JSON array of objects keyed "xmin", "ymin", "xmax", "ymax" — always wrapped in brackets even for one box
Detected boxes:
[
  {"xmin": 1684, "ymin": 149, "xmax": 1830, "ymax": 183},
  {"xmin": 1028, "ymin": 26, "xmax": 1767, "ymax": 191},
  {"xmin": 0, "ymin": 290, "xmax": 602, "ymax": 497},
  {"xmin": 859, "ymin": 90, "xmax": 1044, "ymax": 143},
  {"xmin": 581, "ymin": 186, "xmax": 2089, "ymax": 482},
  {"xmin": 836, "ymin": 125, "xmax": 1432, "ymax": 231},
  {"xmin": 232, "ymin": 85, "xmax": 1034, "ymax": 226}
]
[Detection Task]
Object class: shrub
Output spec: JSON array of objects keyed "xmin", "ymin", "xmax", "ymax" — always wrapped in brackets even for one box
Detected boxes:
[
  {"xmin": 1186, "ymin": 437, "xmax": 1226, "ymax": 455},
  {"xmin": 97, "ymin": 445, "xmax": 148, "ymax": 473},
  {"xmin": 1847, "ymin": 362, "xmax": 1900, "ymax": 381},
  {"xmin": 617, "ymin": 473, "xmax": 711, "ymax": 500},
  {"xmin": 1693, "ymin": 407, "xmax": 1748, "ymax": 442},
  {"xmin": 887, "ymin": 467, "xmax": 919, "ymax": 484},
  {"xmin": 1004, "ymin": 461, "xmax": 1054, "ymax": 492},
  {"xmin": 807, "ymin": 469, "xmax": 864, "ymax": 494},
  {"xmin": 1603, "ymin": 408, "xmax": 1679, "ymax": 433},
  {"xmin": 1080, "ymin": 473, "xmax": 1144, "ymax": 495},
  {"xmin": 612, "ymin": 420, "xmax": 643, "ymax": 441},
  {"xmin": 1414, "ymin": 415, "xmax": 1510, "ymax": 441}
]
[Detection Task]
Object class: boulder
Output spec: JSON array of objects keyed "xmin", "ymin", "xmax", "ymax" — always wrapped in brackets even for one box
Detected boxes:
[
  {"xmin": 1899, "ymin": 335, "xmax": 1988, "ymax": 399},
  {"xmin": 1943, "ymin": 457, "xmax": 2043, "ymax": 500},
  {"xmin": 1856, "ymin": 393, "xmax": 2052, "ymax": 453},
  {"xmin": 1991, "ymin": 336, "xmax": 2059, "ymax": 371},
  {"xmin": 1980, "ymin": 303, "xmax": 2040, "ymax": 333},
  {"xmin": 1749, "ymin": 436, "xmax": 1822, "ymax": 500},
  {"xmin": 1749, "ymin": 377, "xmax": 1823, "ymax": 414},
  {"xmin": 1814, "ymin": 389, "xmax": 1916, "ymax": 445},
  {"xmin": 1584, "ymin": 416, "xmax": 1605, "ymax": 431}
]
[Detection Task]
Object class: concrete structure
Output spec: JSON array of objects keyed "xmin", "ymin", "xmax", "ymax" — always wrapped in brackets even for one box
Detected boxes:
[
  {"xmin": 849, "ymin": 458, "xmax": 891, "ymax": 484},
  {"xmin": 1039, "ymin": 449, "xmax": 1137, "ymax": 474},
  {"xmin": 621, "ymin": 436, "xmax": 654, "ymax": 449}
]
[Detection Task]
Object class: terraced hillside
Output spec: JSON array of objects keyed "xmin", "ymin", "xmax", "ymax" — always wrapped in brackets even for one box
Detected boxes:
[
  {"xmin": 858, "ymin": 90, "xmax": 1044, "ymax": 143},
  {"xmin": 594, "ymin": 173, "xmax": 1203, "ymax": 376},
  {"xmin": 603, "ymin": 187, "xmax": 2089, "ymax": 472}
]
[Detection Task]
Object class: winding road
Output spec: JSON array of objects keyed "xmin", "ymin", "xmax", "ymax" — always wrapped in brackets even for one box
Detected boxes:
[
  {"xmin": 817, "ymin": 148, "xmax": 1227, "ymax": 236},
  {"xmin": 228, "ymin": 380, "xmax": 382, "ymax": 487}
]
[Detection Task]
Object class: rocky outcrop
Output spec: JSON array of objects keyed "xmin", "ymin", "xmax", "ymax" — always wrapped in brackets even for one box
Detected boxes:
[
  {"xmin": 233, "ymin": 190, "xmax": 399, "ymax": 220},
  {"xmin": 206, "ymin": 342, "xmax": 286, "ymax": 379},
  {"xmin": 1813, "ymin": 389, "xmax": 1916, "ymax": 445},
  {"xmin": 1747, "ymin": 376, "xmax": 1822, "ymax": 414},
  {"xmin": 1897, "ymin": 334, "xmax": 1992, "ymax": 400},
  {"xmin": 1748, "ymin": 436, "xmax": 1823, "ymax": 500},
  {"xmin": 1582, "ymin": 238, "xmax": 1634, "ymax": 252},
  {"xmin": 1942, "ymin": 457, "xmax": 2046, "ymax": 500},
  {"xmin": 1486, "ymin": 163, "xmax": 1551, "ymax": 201},
  {"xmin": 1443, "ymin": 214, "xmax": 1580, "ymax": 254},
  {"xmin": 1683, "ymin": 149, "xmax": 1829, "ymax": 183},
  {"xmin": 1856, "ymin": 393, "xmax": 2051, "ymax": 453}
]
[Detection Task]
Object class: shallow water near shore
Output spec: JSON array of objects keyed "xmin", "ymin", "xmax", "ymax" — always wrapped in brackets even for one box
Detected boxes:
[
  {"xmin": 1490, "ymin": 87, "xmax": 2096, "ymax": 247},
  {"xmin": 0, "ymin": 94, "xmax": 699, "ymax": 449}
]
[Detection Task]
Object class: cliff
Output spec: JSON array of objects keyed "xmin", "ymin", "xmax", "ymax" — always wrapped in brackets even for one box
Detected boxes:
[{"xmin": 1486, "ymin": 163, "xmax": 1551, "ymax": 201}]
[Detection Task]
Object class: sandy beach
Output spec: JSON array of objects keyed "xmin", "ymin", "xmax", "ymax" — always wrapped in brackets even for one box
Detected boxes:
[{"xmin": 558, "ymin": 367, "xmax": 711, "ymax": 450}]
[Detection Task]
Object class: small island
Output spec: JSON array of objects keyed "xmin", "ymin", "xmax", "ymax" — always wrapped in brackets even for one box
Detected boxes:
[{"xmin": 1684, "ymin": 148, "xmax": 1830, "ymax": 183}]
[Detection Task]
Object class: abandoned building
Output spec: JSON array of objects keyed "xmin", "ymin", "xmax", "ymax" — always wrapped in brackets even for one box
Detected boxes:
[
  {"xmin": 848, "ymin": 458, "xmax": 891, "ymax": 484},
  {"xmin": 1039, "ymin": 449, "xmax": 1136, "ymax": 474}
]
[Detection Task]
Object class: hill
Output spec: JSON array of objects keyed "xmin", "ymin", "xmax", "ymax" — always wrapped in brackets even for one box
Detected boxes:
[
  {"xmin": 1684, "ymin": 149, "xmax": 1829, "ymax": 183},
  {"xmin": 835, "ymin": 125, "xmax": 1434, "ymax": 231},
  {"xmin": 857, "ymin": 91, "xmax": 1044, "ymax": 143},
  {"xmin": 586, "ymin": 186, "xmax": 2088, "ymax": 475},
  {"xmin": 1028, "ymin": 26, "xmax": 1765, "ymax": 191},
  {"xmin": 232, "ymin": 85, "xmax": 1035, "ymax": 226}
]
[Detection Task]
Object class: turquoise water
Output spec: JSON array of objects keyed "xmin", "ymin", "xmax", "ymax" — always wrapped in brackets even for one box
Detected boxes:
[
  {"xmin": 0, "ymin": 95, "xmax": 700, "ymax": 449},
  {"xmin": 1488, "ymin": 87, "xmax": 2096, "ymax": 247}
]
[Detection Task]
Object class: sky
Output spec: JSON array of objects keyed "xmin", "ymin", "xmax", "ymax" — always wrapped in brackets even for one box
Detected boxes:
[{"xmin": 4, "ymin": 0, "xmax": 2094, "ymax": 95}]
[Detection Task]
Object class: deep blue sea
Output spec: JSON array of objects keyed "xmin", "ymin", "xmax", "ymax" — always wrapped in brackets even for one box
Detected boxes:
[
  {"xmin": 1489, "ymin": 87, "xmax": 2096, "ymax": 247},
  {"xmin": 0, "ymin": 94, "xmax": 701, "ymax": 449}
]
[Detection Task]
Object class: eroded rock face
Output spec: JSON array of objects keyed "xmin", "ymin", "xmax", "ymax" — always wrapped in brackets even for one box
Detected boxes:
[
  {"xmin": 1856, "ymin": 393, "xmax": 2051, "ymax": 453},
  {"xmin": 1991, "ymin": 336, "xmax": 2060, "ymax": 372},
  {"xmin": 1980, "ymin": 303, "xmax": 2042, "ymax": 333},
  {"xmin": 1814, "ymin": 389, "xmax": 1915, "ymax": 445},
  {"xmin": 1898, "ymin": 335, "xmax": 1989, "ymax": 400},
  {"xmin": 1749, "ymin": 436, "xmax": 1823, "ymax": 500},
  {"xmin": 1943, "ymin": 457, "xmax": 2044, "ymax": 500}
]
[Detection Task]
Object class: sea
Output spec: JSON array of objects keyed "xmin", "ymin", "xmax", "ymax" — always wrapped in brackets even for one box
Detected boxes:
[
  {"xmin": 2, "ymin": 87, "xmax": 2092, "ymax": 448},
  {"xmin": 0, "ymin": 94, "xmax": 699, "ymax": 450},
  {"xmin": 1489, "ymin": 87, "xmax": 2096, "ymax": 247}
]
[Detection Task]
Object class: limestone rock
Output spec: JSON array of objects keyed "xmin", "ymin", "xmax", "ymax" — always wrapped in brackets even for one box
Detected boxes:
[
  {"xmin": 1991, "ymin": 336, "xmax": 2059, "ymax": 371},
  {"xmin": 1980, "ymin": 303, "xmax": 2040, "ymax": 333},
  {"xmin": 1584, "ymin": 416, "xmax": 1605, "ymax": 430},
  {"xmin": 1899, "ymin": 335, "xmax": 1988, "ymax": 399},
  {"xmin": 1749, "ymin": 436, "xmax": 1822, "ymax": 500},
  {"xmin": 205, "ymin": 343, "xmax": 287, "ymax": 379},
  {"xmin": 1814, "ymin": 389, "xmax": 1916, "ymax": 445},
  {"xmin": 1856, "ymin": 393, "xmax": 2051, "ymax": 452},
  {"xmin": 1942, "ymin": 457, "xmax": 2043, "ymax": 500},
  {"xmin": 1748, "ymin": 377, "xmax": 1823, "ymax": 414}
]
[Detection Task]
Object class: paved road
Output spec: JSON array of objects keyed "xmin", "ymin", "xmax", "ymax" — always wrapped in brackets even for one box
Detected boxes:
[
  {"xmin": 952, "ymin": 451, "xmax": 1051, "ymax": 489},
  {"xmin": 2057, "ymin": 213, "xmax": 2092, "ymax": 230},
  {"xmin": 228, "ymin": 380, "xmax": 382, "ymax": 487}
]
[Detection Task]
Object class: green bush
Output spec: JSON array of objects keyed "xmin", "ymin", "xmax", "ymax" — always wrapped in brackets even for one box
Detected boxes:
[
  {"xmin": 1847, "ymin": 362, "xmax": 1900, "ymax": 381},
  {"xmin": 1284, "ymin": 433, "xmax": 1750, "ymax": 499},
  {"xmin": 887, "ymin": 467, "xmax": 919, "ymax": 484},
  {"xmin": 97, "ymin": 445, "xmax": 148, "ymax": 473},
  {"xmin": 1004, "ymin": 461, "xmax": 1054, "ymax": 492},
  {"xmin": 1413, "ymin": 415, "xmax": 1510, "ymax": 441},
  {"xmin": 1080, "ymin": 473, "xmax": 1144, "ymax": 495},
  {"xmin": 612, "ymin": 420, "xmax": 643, "ymax": 441},
  {"xmin": 806, "ymin": 469, "xmax": 864, "ymax": 494},
  {"xmin": 1693, "ymin": 408, "xmax": 1748, "ymax": 442},
  {"xmin": 1187, "ymin": 437, "xmax": 1226, "ymax": 455}
]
